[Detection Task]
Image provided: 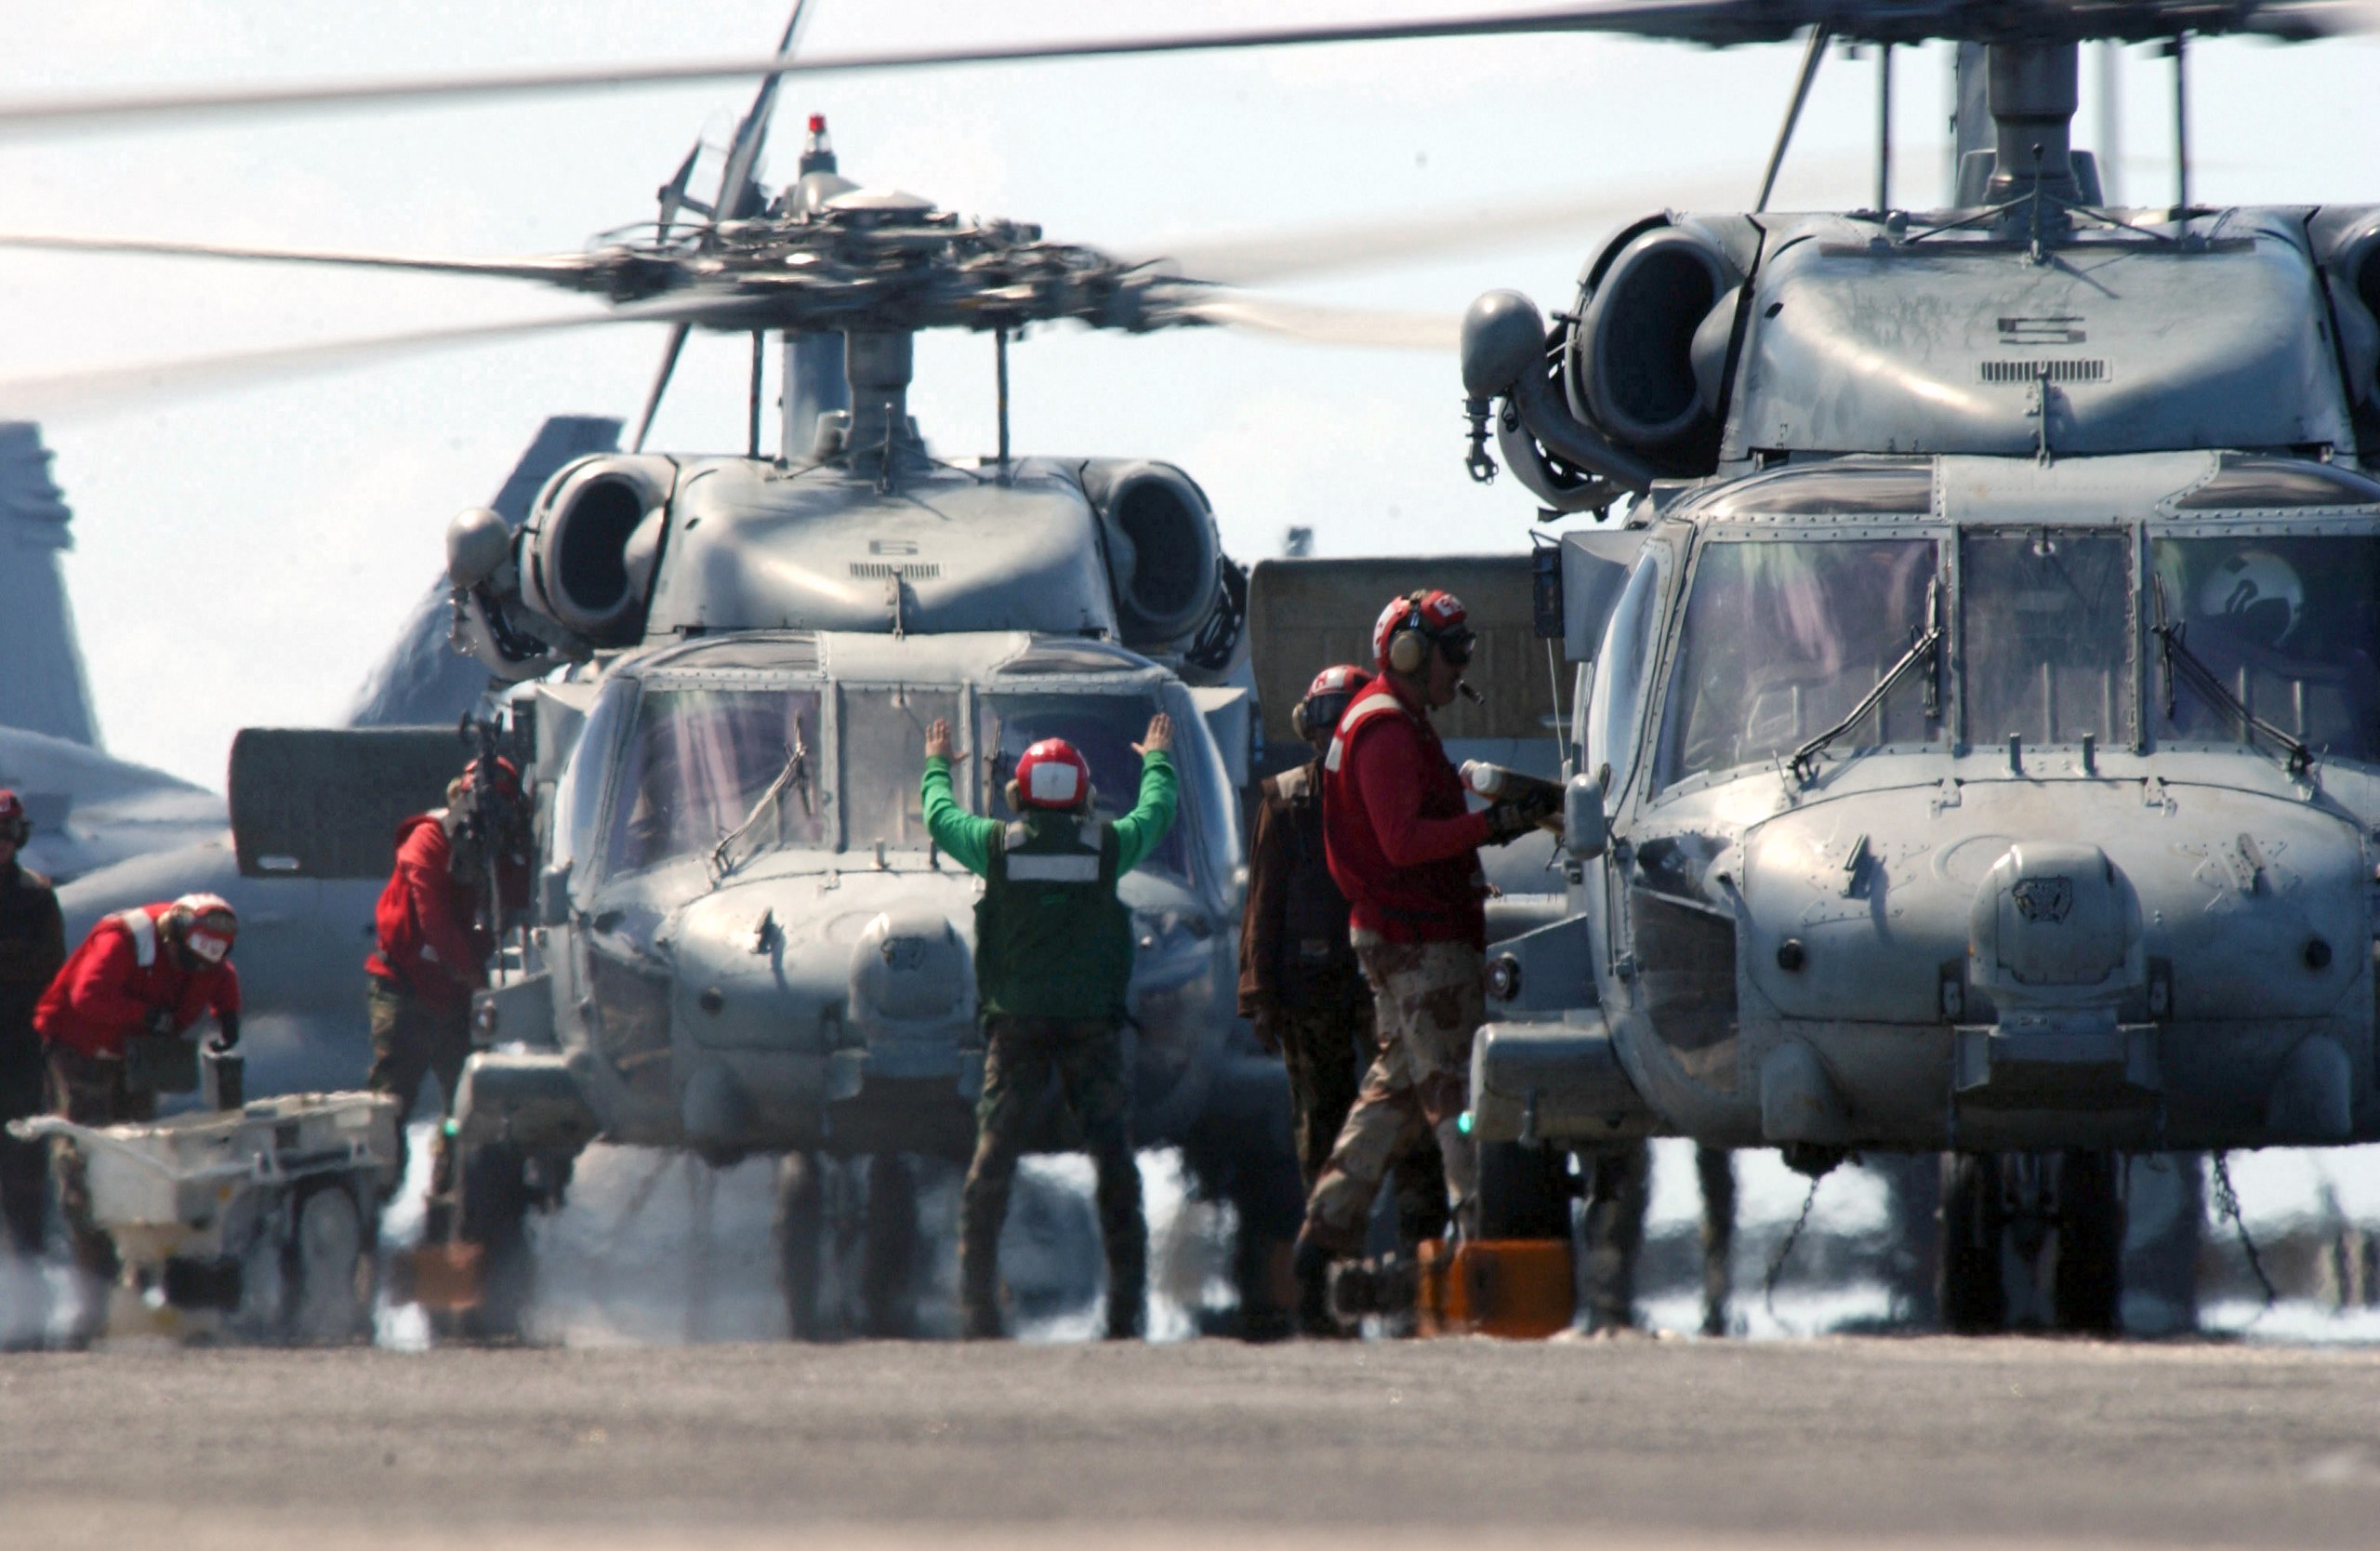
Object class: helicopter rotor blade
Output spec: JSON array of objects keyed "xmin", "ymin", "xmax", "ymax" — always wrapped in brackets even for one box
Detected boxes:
[
  {"xmin": 1169, "ymin": 293, "xmax": 1458, "ymax": 352},
  {"xmin": 630, "ymin": 322, "xmax": 694, "ymax": 453},
  {"xmin": 0, "ymin": 1, "xmax": 2369, "ymax": 137},
  {"xmin": 1139, "ymin": 161, "xmax": 1858, "ymax": 286},
  {"xmin": 713, "ymin": 0, "xmax": 816, "ymax": 222},
  {"xmin": 0, "ymin": 295, "xmax": 733, "ymax": 423},
  {"xmin": 1756, "ymin": 25, "xmax": 1831, "ymax": 213},
  {"xmin": 0, "ymin": 231, "xmax": 598, "ymax": 285}
]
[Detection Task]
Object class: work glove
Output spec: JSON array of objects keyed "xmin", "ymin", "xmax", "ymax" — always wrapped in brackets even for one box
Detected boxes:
[
  {"xmin": 1484, "ymin": 787, "xmax": 1563, "ymax": 846},
  {"xmin": 144, "ymin": 1007, "xmax": 176, "ymax": 1040},
  {"xmin": 208, "ymin": 1011, "xmax": 241, "ymax": 1054}
]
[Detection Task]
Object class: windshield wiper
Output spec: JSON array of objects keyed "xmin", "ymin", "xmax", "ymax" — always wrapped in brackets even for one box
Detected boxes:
[
  {"xmin": 2150, "ymin": 577, "xmax": 2312, "ymax": 778},
  {"xmin": 1789, "ymin": 578, "xmax": 1942, "ymax": 785},
  {"xmin": 709, "ymin": 725, "xmax": 814, "ymax": 881}
]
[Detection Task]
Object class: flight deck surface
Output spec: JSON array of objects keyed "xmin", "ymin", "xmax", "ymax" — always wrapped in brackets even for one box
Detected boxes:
[{"xmin": 4, "ymin": 1336, "xmax": 2374, "ymax": 1549}]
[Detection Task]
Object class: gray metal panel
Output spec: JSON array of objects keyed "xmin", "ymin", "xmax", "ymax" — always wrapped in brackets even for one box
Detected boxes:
[
  {"xmin": 1726, "ymin": 217, "xmax": 2356, "ymax": 459},
  {"xmin": 641, "ymin": 457, "xmax": 1118, "ymax": 641},
  {"xmin": 229, "ymin": 727, "xmax": 468, "ymax": 879},
  {"xmin": 1247, "ymin": 554, "xmax": 1551, "ymax": 748},
  {"xmin": 1559, "ymin": 527, "xmax": 1651, "ymax": 662}
]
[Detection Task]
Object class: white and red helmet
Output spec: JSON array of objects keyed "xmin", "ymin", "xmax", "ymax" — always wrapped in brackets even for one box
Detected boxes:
[
  {"xmin": 0, "ymin": 789, "xmax": 26, "ymax": 847},
  {"xmin": 1372, "ymin": 589, "xmax": 1474, "ymax": 674},
  {"xmin": 1291, "ymin": 664, "xmax": 1373, "ymax": 742},
  {"xmin": 170, "ymin": 893, "xmax": 239, "ymax": 964},
  {"xmin": 1012, "ymin": 738, "xmax": 1092, "ymax": 811}
]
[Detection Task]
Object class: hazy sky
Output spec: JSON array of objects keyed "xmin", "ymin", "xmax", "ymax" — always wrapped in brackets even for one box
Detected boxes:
[{"xmin": 2, "ymin": 2, "xmax": 2373, "ymax": 789}]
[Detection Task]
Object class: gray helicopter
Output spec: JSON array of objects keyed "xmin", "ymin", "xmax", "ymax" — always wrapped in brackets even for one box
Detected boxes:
[
  {"xmin": 194, "ymin": 74, "xmax": 1330, "ymax": 1333},
  {"xmin": 1435, "ymin": 0, "xmax": 2380, "ymax": 1330}
]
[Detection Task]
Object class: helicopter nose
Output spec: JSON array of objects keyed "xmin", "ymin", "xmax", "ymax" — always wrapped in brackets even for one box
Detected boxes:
[
  {"xmin": 849, "ymin": 910, "xmax": 975, "ymax": 1081},
  {"xmin": 1957, "ymin": 842, "xmax": 2157, "ymax": 1107}
]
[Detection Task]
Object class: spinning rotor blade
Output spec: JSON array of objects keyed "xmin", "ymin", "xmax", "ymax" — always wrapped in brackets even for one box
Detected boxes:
[
  {"xmin": 0, "ymin": 0, "xmax": 2370, "ymax": 137},
  {"xmin": 1171, "ymin": 294, "xmax": 1458, "ymax": 351},
  {"xmin": 1143, "ymin": 164, "xmax": 1838, "ymax": 286},
  {"xmin": 0, "ymin": 295, "xmax": 731, "ymax": 422},
  {"xmin": 630, "ymin": 323, "xmax": 694, "ymax": 453},
  {"xmin": 0, "ymin": 231, "xmax": 593, "ymax": 285}
]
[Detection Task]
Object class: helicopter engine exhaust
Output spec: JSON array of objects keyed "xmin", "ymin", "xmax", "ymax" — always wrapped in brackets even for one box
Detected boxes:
[
  {"xmin": 521, "ymin": 457, "xmax": 671, "ymax": 647},
  {"xmin": 1080, "ymin": 460, "xmax": 1224, "ymax": 654}
]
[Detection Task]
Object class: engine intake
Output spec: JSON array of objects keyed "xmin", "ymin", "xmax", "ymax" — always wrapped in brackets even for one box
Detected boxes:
[
  {"xmin": 1568, "ymin": 224, "xmax": 1741, "ymax": 457},
  {"xmin": 1082, "ymin": 460, "xmax": 1223, "ymax": 652},
  {"xmin": 521, "ymin": 457, "xmax": 671, "ymax": 647}
]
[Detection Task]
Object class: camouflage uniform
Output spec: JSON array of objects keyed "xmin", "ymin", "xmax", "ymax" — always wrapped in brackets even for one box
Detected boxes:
[
  {"xmin": 1275, "ymin": 1000, "xmax": 1448, "ymax": 1253},
  {"xmin": 1302, "ymin": 935, "xmax": 1484, "ymax": 1255},
  {"xmin": 364, "ymin": 975, "xmax": 473, "ymax": 1179},
  {"xmin": 960, "ymin": 1014, "xmax": 1144, "ymax": 1333}
]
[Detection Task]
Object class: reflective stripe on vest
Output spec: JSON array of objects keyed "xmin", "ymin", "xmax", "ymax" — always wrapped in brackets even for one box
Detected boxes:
[
  {"xmin": 114, "ymin": 908, "xmax": 157, "ymax": 969},
  {"xmin": 1323, "ymin": 692, "xmax": 1411, "ymax": 773},
  {"xmin": 1006, "ymin": 853, "xmax": 1102, "ymax": 882}
]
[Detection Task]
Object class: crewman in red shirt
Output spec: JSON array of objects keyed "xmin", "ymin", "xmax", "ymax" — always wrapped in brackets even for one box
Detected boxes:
[
  {"xmin": 33, "ymin": 892, "xmax": 240, "ymax": 1323},
  {"xmin": 364, "ymin": 756, "xmax": 529, "ymax": 1179},
  {"xmin": 1292, "ymin": 590, "xmax": 1555, "ymax": 1326}
]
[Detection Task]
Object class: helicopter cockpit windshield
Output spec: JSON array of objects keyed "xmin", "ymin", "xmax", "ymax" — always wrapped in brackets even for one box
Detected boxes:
[
  {"xmin": 2151, "ymin": 535, "xmax": 2380, "ymax": 762},
  {"xmin": 604, "ymin": 685, "xmax": 826, "ymax": 876},
  {"xmin": 977, "ymin": 690, "xmax": 1193, "ymax": 884},
  {"xmin": 1655, "ymin": 538, "xmax": 1937, "ymax": 789}
]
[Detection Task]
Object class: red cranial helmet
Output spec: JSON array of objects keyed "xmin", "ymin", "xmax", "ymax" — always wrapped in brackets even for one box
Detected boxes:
[
  {"xmin": 169, "ymin": 893, "xmax": 238, "ymax": 964},
  {"xmin": 0, "ymin": 789, "xmax": 26, "ymax": 847},
  {"xmin": 1290, "ymin": 664, "xmax": 1373, "ymax": 742},
  {"xmin": 1012, "ymin": 738, "xmax": 1091, "ymax": 811},
  {"xmin": 1372, "ymin": 589, "xmax": 1473, "ymax": 675}
]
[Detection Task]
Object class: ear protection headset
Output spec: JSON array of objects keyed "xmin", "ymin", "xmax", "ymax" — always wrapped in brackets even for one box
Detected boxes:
[
  {"xmin": 1376, "ymin": 590, "xmax": 1473, "ymax": 677},
  {"xmin": 1385, "ymin": 602, "xmax": 1432, "ymax": 675}
]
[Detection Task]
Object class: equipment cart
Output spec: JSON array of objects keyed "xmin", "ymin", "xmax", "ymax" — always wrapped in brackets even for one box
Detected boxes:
[{"xmin": 9, "ymin": 1092, "xmax": 400, "ymax": 1345}]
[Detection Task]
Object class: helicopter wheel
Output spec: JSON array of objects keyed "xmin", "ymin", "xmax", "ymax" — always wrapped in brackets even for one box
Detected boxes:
[
  {"xmin": 774, "ymin": 1151, "xmax": 829, "ymax": 1341},
  {"xmin": 2050, "ymin": 1148, "xmax": 2124, "ymax": 1336},
  {"xmin": 857, "ymin": 1152, "xmax": 919, "ymax": 1339},
  {"xmin": 454, "ymin": 1141, "xmax": 536, "ymax": 1342},
  {"xmin": 1937, "ymin": 1152, "xmax": 2008, "ymax": 1335},
  {"xmin": 1476, "ymin": 1140, "xmax": 1578, "ymax": 1241}
]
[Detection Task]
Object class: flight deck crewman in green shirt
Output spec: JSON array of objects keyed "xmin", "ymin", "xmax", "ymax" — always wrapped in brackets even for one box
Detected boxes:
[{"xmin": 922, "ymin": 710, "xmax": 1177, "ymax": 1341}]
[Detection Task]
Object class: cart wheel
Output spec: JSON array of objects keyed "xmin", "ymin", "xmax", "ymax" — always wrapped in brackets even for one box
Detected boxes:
[{"xmin": 288, "ymin": 1183, "xmax": 366, "ymax": 1345}]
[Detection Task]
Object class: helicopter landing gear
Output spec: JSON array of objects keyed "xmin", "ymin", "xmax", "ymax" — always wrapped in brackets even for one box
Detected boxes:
[
  {"xmin": 1475, "ymin": 1139, "xmax": 1578, "ymax": 1241},
  {"xmin": 774, "ymin": 1151, "xmax": 826, "ymax": 1340},
  {"xmin": 774, "ymin": 1150, "xmax": 925, "ymax": 1340},
  {"xmin": 420, "ymin": 1134, "xmax": 559, "ymax": 1344},
  {"xmin": 1937, "ymin": 1149, "xmax": 2125, "ymax": 1335}
]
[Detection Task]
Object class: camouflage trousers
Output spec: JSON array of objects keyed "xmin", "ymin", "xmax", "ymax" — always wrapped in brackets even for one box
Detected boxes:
[
  {"xmin": 1275, "ymin": 994, "xmax": 1448, "ymax": 1255},
  {"xmin": 960, "ymin": 1014, "xmax": 1145, "ymax": 1335},
  {"xmin": 365, "ymin": 976, "xmax": 473, "ymax": 1185},
  {"xmin": 46, "ymin": 1046, "xmax": 155, "ymax": 1299},
  {"xmin": 1302, "ymin": 937, "xmax": 1484, "ymax": 1257}
]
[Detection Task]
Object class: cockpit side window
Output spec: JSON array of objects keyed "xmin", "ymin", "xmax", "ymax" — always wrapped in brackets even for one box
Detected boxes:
[
  {"xmin": 2150, "ymin": 535, "xmax": 2380, "ymax": 761},
  {"xmin": 840, "ymin": 685, "xmax": 961, "ymax": 852},
  {"xmin": 602, "ymin": 685, "xmax": 826, "ymax": 876},
  {"xmin": 1961, "ymin": 530, "xmax": 2134, "ymax": 748},
  {"xmin": 1653, "ymin": 537, "xmax": 1937, "ymax": 789},
  {"xmin": 976, "ymin": 691, "xmax": 1191, "ymax": 883},
  {"xmin": 1584, "ymin": 545, "xmax": 1665, "ymax": 799},
  {"xmin": 556, "ymin": 675, "xmax": 634, "ymax": 881}
]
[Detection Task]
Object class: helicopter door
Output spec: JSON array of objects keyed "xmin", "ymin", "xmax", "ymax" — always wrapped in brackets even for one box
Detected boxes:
[{"xmin": 1580, "ymin": 542, "xmax": 1672, "ymax": 991}]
